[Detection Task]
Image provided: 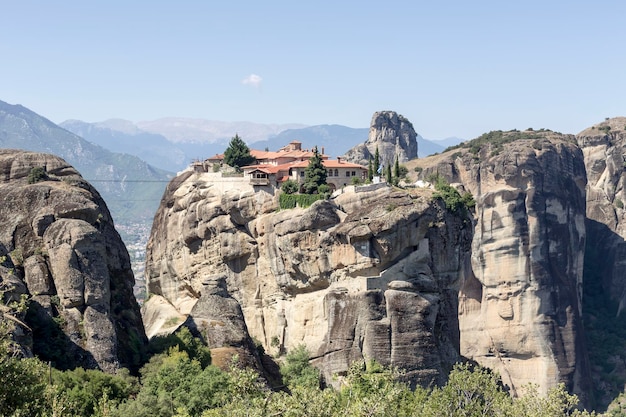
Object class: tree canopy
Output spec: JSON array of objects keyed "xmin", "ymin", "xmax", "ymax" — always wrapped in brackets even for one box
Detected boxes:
[
  {"xmin": 223, "ymin": 134, "xmax": 255, "ymax": 171},
  {"xmin": 302, "ymin": 146, "xmax": 327, "ymax": 194}
]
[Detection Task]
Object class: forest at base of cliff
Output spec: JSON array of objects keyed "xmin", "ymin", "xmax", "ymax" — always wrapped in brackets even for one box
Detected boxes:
[{"xmin": 0, "ymin": 325, "xmax": 602, "ymax": 417}]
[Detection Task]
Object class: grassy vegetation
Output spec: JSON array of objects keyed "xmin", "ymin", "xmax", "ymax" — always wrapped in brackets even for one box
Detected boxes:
[{"xmin": 444, "ymin": 129, "xmax": 554, "ymax": 157}]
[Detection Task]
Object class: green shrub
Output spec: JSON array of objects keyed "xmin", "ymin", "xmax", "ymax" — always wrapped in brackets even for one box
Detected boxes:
[
  {"xmin": 27, "ymin": 167, "xmax": 48, "ymax": 184},
  {"xmin": 51, "ymin": 367, "xmax": 138, "ymax": 416},
  {"xmin": 281, "ymin": 179, "xmax": 299, "ymax": 194},
  {"xmin": 148, "ymin": 326, "xmax": 212, "ymax": 369},
  {"xmin": 430, "ymin": 175, "xmax": 475, "ymax": 215},
  {"xmin": 280, "ymin": 345, "xmax": 321, "ymax": 390},
  {"xmin": 279, "ymin": 193, "xmax": 324, "ymax": 209},
  {"xmin": 351, "ymin": 176, "xmax": 363, "ymax": 185}
]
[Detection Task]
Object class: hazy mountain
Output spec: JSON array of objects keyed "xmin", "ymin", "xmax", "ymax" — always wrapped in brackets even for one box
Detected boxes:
[
  {"xmin": 60, "ymin": 119, "xmax": 447, "ymax": 171},
  {"xmin": 136, "ymin": 117, "xmax": 306, "ymax": 144},
  {"xmin": 252, "ymin": 125, "xmax": 369, "ymax": 157},
  {"xmin": 0, "ymin": 100, "xmax": 173, "ymax": 225},
  {"xmin": 62, "ymin": 119, "xmax": 311, "ymax": 172},
  {"xmin": 60, "ymin": 119, "xmax": 189, "ymax": 173},
  {"xmin": 430, "ymin": 136, "xmax": 466, "ymax": 149},
  {"xmin": 418, "ymin": 138, "xmax": 446, "ymax": 157}
]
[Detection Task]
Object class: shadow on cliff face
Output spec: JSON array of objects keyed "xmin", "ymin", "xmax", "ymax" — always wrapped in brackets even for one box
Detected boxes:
[
  {"xmin": 25, "ymin": 300, "xmax": 96, "ymax": 370},
  {"xmin": 583, "ymin": 218, "xmax": 626, "ymax": 411}
]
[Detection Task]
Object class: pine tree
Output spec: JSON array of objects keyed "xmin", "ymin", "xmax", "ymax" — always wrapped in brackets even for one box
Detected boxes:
[
  {"xmin": 373, "ymin": 147, "xmax": 381, "ymax": 176},
  {"xmin": 385, "ymin": 161, "xmax": 392, "ymax": 184},
  {"xmin": 223, "ymin": 134, "xmax": 255, "ymax": 171},
  {"xmin": 302, "ymin": 146, "xmax": 327, "ymax": 194},
  {"xmin": 393, "ymin": 155, "xmax": 400, "ymax": 186},
  {"xmin": 367, "ymin": 158, "xmax": 373, "ymax": 182}
]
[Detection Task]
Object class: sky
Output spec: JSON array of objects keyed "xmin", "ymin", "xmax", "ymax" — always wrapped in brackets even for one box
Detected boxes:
[{"xmin": 1, "ymin": 0, "xmax": 625, "ymax": 140}]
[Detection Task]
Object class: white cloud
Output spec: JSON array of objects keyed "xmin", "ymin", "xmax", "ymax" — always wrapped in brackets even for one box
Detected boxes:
[{"xmin": 242, "ymin": 74, "xmax": 262, "ymax": 88}]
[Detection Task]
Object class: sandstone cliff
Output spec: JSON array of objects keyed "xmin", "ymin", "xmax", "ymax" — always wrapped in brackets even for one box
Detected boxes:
[
  {"xmin": 343, "ymin": 111, "xmax": 418, "ymax": 167},
  {"xmin": 413, "ymin": 130, "xmax": 590, "ymax": 400},
  {"xmin": 577, "ymin": 118, "xmax": 626, "ymax": 306},
  {"xmin": 144, "ymin": 174, "xmax": 472, "ymax": 386},
  {"xmin": 0, "ymin": 150, "xmax": 147, "ymax": 372}
]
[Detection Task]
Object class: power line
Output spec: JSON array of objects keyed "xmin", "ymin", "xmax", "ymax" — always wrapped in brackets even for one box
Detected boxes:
[{"xmin": 86, "ymin": 179, "xmax": 173, "ymax": 183}]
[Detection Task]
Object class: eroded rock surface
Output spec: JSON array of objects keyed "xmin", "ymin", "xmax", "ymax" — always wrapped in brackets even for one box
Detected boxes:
[
  {"xmin": 0, "ymin": 150, "xmax": 146, "ymax": 372},
  {"xmin": 343, "ymin": 111, "xmax": 418, "ymax": 167},
  {"xmin": 577, "ymin": 118, "xmax": 626, "ymax": 308},
  {"xmin": 416, "ymin": 131, "xmax": 590, "ymax": 399},
  {"xmin": 144, "ymin": 175, "xmax": 472, "ymax": 386}
]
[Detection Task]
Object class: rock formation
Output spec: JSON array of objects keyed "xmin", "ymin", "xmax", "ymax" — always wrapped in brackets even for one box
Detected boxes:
[
  {"xmin": 577, "ymin": 118, "xmax": 626, "ymax": 306},
  {"xmin": 415, "ymin": 130, "xmax": 590, "ymax": 400},
  {"xmin": 144, "ymin": 174, "xmax": 472, "ymax": 386},
  {"xmin": 343, "ymin": 111, "xmax": 418, "ymax": 167},
  {"xmin": 0, "ymin": 150, "xmax": 147, "ymax": 372}
]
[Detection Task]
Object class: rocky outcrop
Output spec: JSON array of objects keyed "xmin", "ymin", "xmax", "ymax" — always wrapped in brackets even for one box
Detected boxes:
[
  {"xmin": 577, "ymin": 118, "xmax": 626, "ymax": 307},
  {"xmin": 144, "ymin": 174, "xmax": 472, "ymax": 386},
  {"xmin": 343, "ymin": 111, "xmax": 418, "ymax": 167},
  {"xmin": 416, "ymin": 131, "xmax": 590, "ymax": 400},
  {"xmin": 0, "ymin": 150, "xmax": 147, "ymax": 372}
]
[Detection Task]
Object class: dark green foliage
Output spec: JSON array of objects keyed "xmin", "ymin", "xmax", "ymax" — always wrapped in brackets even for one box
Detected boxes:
[
  {"xmin": 27, "ymin": 166, "xmax": 48, "ymax": 184},
  {"xmin": 350, "ymin": 176, "xmax": 363, "ymax": 185},
  {"xmin": 385, "ymin": 162, "xmax": 392, "ymax": 184},
  {"xmin": 398, "ymin": 164, "xmax": 408, "ymax": 179},
  {"xmin": 599, "ymin": 125, "xmax": 612, "ymax": 133},
  {"xmin": 279, "ymin": 193, "xmax": 323, "ymax": 209},
  {"xmin": 430, "ymin": 175, "xmax": 475, "ymax": 214},
  {"xmin": 426, "ymin": 362, "xmax": 512, "ymax": 416},
  {"xmin": 223, "ymin": 134, "xmax": 255, "ymax": 171},
  {"xmin": 302, "ymin": 146, "xmax": 327, "ymax": 194},
  {"xmin": 318, "ymin": 184, "xmax": 331, "ymax": 196},
  {"xmin": 281, "ymin": 179, "xmax": 299, "ymax": 194},
  {"xmin": 26, "ymin": 299, "xmax": 76, "ymax": 370},
  {"xmin": 374, "ymin": 146, "xmax": 380, "ymax": 176},
  {"xmin": 116, "ymin": 348, "xmax": 206, "ymax": 417},
  {"xmin": 0, "ymin": 324, "xmax": 48, "ymax": 417},
  {"xmin": 583, "ymin": 237, "xmax": 626, "ymax": 411},
  {"xmin": 367, "ymin": 157, "xmax": 373, "ymax": 181},
  {"xmin": 394, "ymin": 156, "xmax": 400, "ymax": 181},
  {"xmin": 444, "ymin": 129, "xmax": 545, "ymax": 155},
  {"xmin": 148, "ymin": 326, "xmax": 212, "ymax": 369},
  {"xmin": 280, "ymin": 345, "xmax": 321, "ymax": 390},
  {"xmin": 51, "ymin": 367, "xmax": 138, "ymax": 416}
]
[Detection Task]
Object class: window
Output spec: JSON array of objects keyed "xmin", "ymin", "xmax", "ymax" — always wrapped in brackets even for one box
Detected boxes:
[
  {"xmin": 328, "ymin": 169, "xmax": 333, "ymax": 177},
  {"xmin": 300, "ymin": 171, "xmax": 305, "ymax": 177},
  {"xmin": 346, "ymin": 171, "xmax": 350, "ymax": 177},
  {"xmin": 334, "ymin": 169, "xmax": 338, "ymax": 176},
  {"xmin": 352, "ymin": 171, "xmax": 356, "ymax": 177}
]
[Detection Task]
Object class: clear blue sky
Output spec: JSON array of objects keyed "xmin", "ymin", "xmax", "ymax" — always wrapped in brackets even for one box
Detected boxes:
[{"xmin": 2, "ymin": 1, "xmax": 625, "ymax": 140}]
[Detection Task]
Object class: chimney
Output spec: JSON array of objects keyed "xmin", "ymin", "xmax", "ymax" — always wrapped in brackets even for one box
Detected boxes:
[
  {"xmin": 321, "ymin": 147, "xmax": 325, "ymax": 155},
  {"xmin": 337, "ymin": 157, "xmax": 341, "ymax": 163}
]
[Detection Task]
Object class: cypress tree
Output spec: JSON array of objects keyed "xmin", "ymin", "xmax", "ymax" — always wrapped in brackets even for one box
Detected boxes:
[
  {"xmin": 302, "ymin": 146, "xmax": 327, "ymax": 194},
  {"xmin": 373, "ymin": 147, "xmax": 380, "ymax": 176},
  {"xmin": 393, "ymin": 155, "xmax": 400, "ymax": 185}
]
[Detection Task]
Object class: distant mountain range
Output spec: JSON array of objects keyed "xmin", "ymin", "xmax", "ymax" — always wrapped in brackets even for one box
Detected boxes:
[
  {"xmin": 61, "ymin": 119, "xmax": 457, "ymax": 172},
  {"xmin": 0, "ymin": 100, "xmax": 173, "ymax": 226},
  {"xmin": 0, "ymin": 98, "xmax": 462, "ymax": 230}
]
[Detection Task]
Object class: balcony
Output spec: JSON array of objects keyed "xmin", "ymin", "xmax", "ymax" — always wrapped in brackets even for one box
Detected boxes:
[{"xmin": 250, "ymin": 178, "xmax": 270, "ymax": 186}]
